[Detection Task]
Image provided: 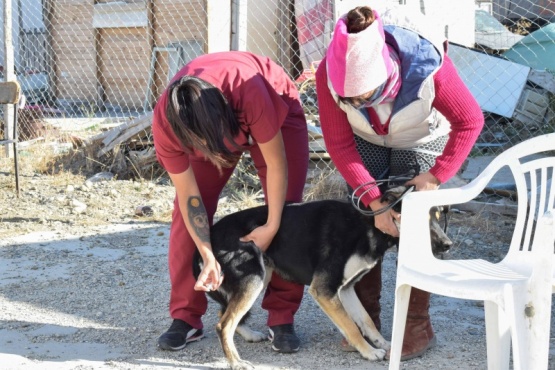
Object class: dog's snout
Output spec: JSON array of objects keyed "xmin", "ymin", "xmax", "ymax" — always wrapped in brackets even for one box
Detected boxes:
[
  {"xmin": 429, "ymin": 209, "xmax": 453, "ymax": 256},
  {"xmin": 435, "ymin": 234, "xmax": 453, "ymax": 254}
]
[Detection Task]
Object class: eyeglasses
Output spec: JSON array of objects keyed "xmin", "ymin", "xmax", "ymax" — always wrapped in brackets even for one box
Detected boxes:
[{"xmin": 339, "ymin": 82, "xmax": 385, "ymax": 109}]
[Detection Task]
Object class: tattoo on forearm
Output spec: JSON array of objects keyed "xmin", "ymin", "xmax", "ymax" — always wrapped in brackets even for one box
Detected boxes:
[{"xmin": 187, "ymin": 196, "xmax": 210, "ymax": 242}]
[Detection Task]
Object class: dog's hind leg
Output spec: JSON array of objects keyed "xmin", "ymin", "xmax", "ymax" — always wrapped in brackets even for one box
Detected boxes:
[
  {"xmin": 216, "ymin": 311, "xmax": 266, "ymax": 343},
  {"xmin": 308, "ymin": 279, "xmax": 386, "ymax": 361},
  {"xmin": 340, "ymin": 284, "xmax": 390, "ymax": 350},
  {"xmin": 233, "ymin": 266, "xmax": 274, "ymax": 343},
  {"xmin": 217, "ymin": 277, "xmax": 264, "ymax": 370}
]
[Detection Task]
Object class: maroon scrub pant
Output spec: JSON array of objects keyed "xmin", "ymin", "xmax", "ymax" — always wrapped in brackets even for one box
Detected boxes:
[{"xmin": 167, "ymin": 111, "xmax": 309, "ymax": 329}]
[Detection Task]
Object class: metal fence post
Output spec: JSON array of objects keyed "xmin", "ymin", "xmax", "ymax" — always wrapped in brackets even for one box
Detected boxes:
[{"xmin": 3, "ymin": 0, "xmax": 16, "ymax": 158}]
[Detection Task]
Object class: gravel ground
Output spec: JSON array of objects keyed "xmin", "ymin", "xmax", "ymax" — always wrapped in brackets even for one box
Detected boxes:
[{"xmin": 1, "ymin": 159, "xmax": 554, "ymax": 370}]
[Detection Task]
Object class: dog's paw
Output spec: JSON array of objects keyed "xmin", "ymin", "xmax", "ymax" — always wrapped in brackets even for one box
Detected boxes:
[
  {"xmin": 236, "ymin": 325, "xmax": 267, "ymax": 342},
  {"xmin": 361, "ymin": 348, "xmax": 387, "ymax": 361},
  {"xmin": 372, "ymin": 338, "xmax": 390, "ymax": 351},
  {"xmin": 230, "ymin": 360, "xmax": 255, "ymax": 370},
  {"xmin": 244, "ymin": 330, "xmax": 266, "ymax": 342}
]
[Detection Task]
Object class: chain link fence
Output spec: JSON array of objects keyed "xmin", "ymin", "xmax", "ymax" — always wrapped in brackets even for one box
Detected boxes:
[{"xmin": 1, "ymin": 0, "xmax": 554, "ymax": 193}]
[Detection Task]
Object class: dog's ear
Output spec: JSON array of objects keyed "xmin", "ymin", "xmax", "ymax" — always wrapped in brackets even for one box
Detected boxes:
[{"xmin": 432, "ymin": 205, "xmax": 451, "ymax": 220}]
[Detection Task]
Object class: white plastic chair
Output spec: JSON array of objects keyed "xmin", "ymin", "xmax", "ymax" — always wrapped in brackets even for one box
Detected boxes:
[{"xmin": 388, "ymin": 133, "xmax": 555, "ymax": 370}]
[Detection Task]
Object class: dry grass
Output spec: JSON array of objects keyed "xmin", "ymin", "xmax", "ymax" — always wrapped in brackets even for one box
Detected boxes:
[
  {"xmin": 303, "ymin": 169, "xmax": 347, "ymax": 201},
  {"xmin": 2, "ymin": 143, "xmax": 86, "ymax": 184},
  {"xmin": 1, "ymin": 137, "xmax": 346, "ymax": 226},
  {"xmin": 229, "ymin": 188, "xmax": 264, "ymax": 208}
]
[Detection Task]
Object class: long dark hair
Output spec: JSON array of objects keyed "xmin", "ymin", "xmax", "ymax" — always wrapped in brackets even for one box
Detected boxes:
[{"xmin": 165, "ymin": 75, "xmax": 241, "ymax": 169}]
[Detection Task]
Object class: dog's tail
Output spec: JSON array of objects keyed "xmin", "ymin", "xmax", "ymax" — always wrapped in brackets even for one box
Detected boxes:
[{"xmin": 194, "ymin": 249, "xmax": 254, "ymax": 327}]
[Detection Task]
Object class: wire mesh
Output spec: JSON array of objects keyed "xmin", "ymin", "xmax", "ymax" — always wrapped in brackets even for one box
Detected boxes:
[{"xmin": 0, "ymin": 0, "xmax": 554, "ymax": 191}]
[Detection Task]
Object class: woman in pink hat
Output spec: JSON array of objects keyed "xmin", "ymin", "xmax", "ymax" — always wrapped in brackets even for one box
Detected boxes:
[{"xmin": 315, "ymin": 6, "xmax": 484, "ymax": 360}]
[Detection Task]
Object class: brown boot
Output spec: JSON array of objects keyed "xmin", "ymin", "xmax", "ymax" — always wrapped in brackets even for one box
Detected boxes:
[
  {"xmin": 387, "ymin": 288, "xmax": 437, "ymax": 361},
  {"xmin": 340, "ymin": 260, "xmax": 382, "ymax": 352},
  {"xmin": 354, "ymin": 259, "xmax": 382, "ymax": 331}
]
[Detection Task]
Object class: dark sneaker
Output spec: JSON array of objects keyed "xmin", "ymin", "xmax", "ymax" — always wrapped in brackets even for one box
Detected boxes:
[
  {"xmin": 157, "ymin": 319, "xmax": 204, "ymax": 351},
  {"xmin": 268, "ymin": 324, "xmax": 300, "ymax": 353}
]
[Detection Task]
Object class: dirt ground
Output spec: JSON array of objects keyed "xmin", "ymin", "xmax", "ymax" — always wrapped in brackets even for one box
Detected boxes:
[{"xmin": 1, "ymin": 150, "xmax": 554, "ymax": 370}]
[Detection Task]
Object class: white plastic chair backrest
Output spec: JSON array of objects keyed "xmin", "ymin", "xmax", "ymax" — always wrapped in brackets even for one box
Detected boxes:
[
  {"xmin": 490, "ymin": 134, "xmax": 555, "ymax": 273},
  {"xmin": 467, "ymin": 134, "xmax": 555, "ymax": 196}
]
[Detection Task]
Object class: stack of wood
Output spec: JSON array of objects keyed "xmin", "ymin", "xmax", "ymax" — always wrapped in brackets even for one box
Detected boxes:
[
  {"xmin": 83, "ymin": 109, "xmax": 330, "ymax": 177},
  {"xmin": 84, "ymin": 112, "xmax": 156, "ymax": 176}
]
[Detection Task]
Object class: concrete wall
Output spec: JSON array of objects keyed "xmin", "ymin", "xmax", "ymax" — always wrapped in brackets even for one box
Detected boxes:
[
  {"xmin": 422, "ymin": 0, "xmax": 475, "ymax": 47},
  {"xmin": 245, "ymin": 0, "xmax": 279, "ymax": 60},
  {"xmin": 337, "ymin": 0, "xmax": 475, "ymax": 48}
]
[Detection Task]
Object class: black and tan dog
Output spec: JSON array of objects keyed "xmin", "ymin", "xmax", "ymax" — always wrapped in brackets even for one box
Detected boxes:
[{"xmin": 194, "ymin": 186, "xmax": 452, "ymax": 370}]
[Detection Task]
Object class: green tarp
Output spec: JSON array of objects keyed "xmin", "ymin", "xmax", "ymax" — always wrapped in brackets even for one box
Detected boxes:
[{"xmin": 503, "ymin": 24, "xmax": 555, "ymax": 73}]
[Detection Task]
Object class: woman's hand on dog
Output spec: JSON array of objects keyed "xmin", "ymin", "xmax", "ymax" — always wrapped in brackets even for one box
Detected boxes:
[
  {"xmin": 370, "ymin": 199, "xmax": 401, "ymax": 237},
  {"xmin": 369, "ymin": 172, "xmax": 440, "ymax": 237},
  {"xmin": 194, "ymin": 253, "xmax": 224, "ymax": 292},
  {"xmin": 239, "ymin": 224, "xmax": 277, "ymax": 252},
  {"xmin": 405, "ymin": 172, "xmax": 440, "ymax": 191}
]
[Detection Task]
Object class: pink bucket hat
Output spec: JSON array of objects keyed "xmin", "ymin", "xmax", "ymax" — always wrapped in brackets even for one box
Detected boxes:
[{"xmin": 326, "ymin": 9, "xmax": 393, "ymax": 98}]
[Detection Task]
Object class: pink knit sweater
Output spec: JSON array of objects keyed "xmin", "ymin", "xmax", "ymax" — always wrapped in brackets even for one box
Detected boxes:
[{"xmin": 315, "ymin": 55, "xmax": 484, "ymax": 206}]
